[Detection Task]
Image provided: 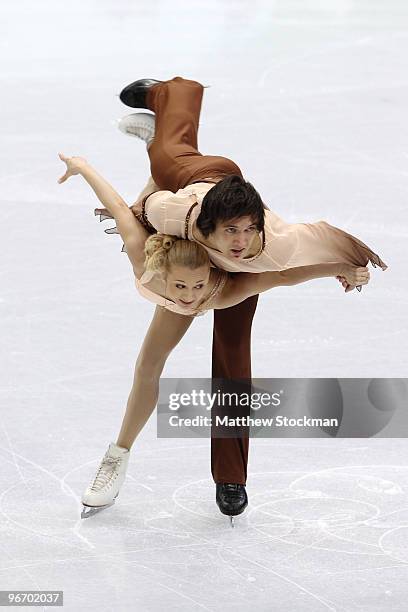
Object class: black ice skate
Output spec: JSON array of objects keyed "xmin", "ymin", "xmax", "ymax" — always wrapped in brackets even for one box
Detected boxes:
[
  {"xmin": 119, "ymin": 78, "xmax": 162, "ymax": 108},
  {"xmin": 216, "ymin": 483, "xmax": 248, "ymax": 528}
]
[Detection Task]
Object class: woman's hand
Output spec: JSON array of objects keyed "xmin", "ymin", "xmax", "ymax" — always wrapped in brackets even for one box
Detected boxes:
[
  {"xmin": 336, "ymin": 264, "xmax": 370, "ymax": 292},
  {"xmin": 57, "ymin": 152, "xmax": 88, "ymax": 184},
  {"xmin": 130, "ymin": 175, "xmax": 160, "ymax": 214},
  {"xmin": 130, "ymin": 200, "xmax": 143, "ymax": 217},
  {"xmin": 336, "ymin": 276, "xmax": 355, "ymax": 292}
]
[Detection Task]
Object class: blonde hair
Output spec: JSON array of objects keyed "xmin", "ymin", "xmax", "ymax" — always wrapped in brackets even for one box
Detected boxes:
[{"xmin": 144, "ymin": 234, "xmax": 210, "ymax": 273}]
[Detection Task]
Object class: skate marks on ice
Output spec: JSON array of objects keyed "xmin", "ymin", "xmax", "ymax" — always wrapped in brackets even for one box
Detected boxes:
[
  {"xmin": 1, "ymin": 439, "xmax": 408, "ymax": 609},
  {"xmin": 0, "ymin": 443, "xmax": 98, "ymax": 555},
  {"xmin": 170, "ymin": 466, "xmax": 408, "ymax": 608},
  {"xmin": 0, "ymin": 444, "xmax": 51, "ymax": 606},
  {"xmin": 234, "ymin": 465, "xmax": 408, "ymax": 608},
  {"xmin": 247, "ymin": 465, "xmax": 408, "ymax": 563},
  {"xmin": 171, "ymin": 480, "xmax": 342, "ymax": 610}
]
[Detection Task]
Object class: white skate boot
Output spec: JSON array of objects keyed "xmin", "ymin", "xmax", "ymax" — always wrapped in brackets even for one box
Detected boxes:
[
  {"xmin": 81, "ymin": 442, "xmax": 130, "ymax": 519},
  {"xmin": 116, "ymin": 112, "xmax": 155, "ymax": 149}
]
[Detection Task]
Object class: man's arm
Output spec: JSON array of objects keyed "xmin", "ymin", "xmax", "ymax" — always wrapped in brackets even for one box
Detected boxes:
[
  {"xmin": 217, "ymin": 263, "xmax": 370, "ymax": 308},
  {"xmin": 256, "ymin": 263, "xmax": 349, "ymax": 291}
]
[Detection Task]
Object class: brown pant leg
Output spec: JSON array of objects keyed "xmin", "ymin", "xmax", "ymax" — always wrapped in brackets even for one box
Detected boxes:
[
  {"xmin": 211, "ymin": 295, "xmax": 258, "ymax": 485},
  {"xmin": 146, "ymin": 77, "xmax": 242, "ymax": 191}
]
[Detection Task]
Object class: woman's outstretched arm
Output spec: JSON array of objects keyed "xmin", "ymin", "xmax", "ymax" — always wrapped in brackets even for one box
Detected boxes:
[
  {"xmin": 216, "ymin": 263, "xmax": 370, "ymax": 309},
  {"xmin": 57, "ymin": 153, "xmax": 149, "ymax": 275}
]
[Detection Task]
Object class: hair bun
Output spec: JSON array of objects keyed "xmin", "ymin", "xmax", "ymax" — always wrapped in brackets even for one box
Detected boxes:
[
  {"xmin": 143, "ymin": 233, "xmax": 210, "ymax": 275},
  {"xmin": 162, "ymin": 235, "xmax": 177, "ymax": 251},
  {"xmin": 144, "ymin": 233, "xmax": 178, "ymax": 272}
]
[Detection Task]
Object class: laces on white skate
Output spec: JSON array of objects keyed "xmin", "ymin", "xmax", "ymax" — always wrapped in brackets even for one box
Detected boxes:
[
  {"xmin": 81, "ymin": 445, "xmax": 129, "ymax": 519},
  {"xmin": 89, "ymin": 456, "xmax": 122, "ymax": 492},
  {"xmin": 117, "ymin": 113, "xmax": 155, "ymax": 148}
]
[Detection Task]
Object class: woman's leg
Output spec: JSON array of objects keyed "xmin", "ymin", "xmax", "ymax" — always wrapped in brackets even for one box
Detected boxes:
[{"xmin": 116, "ymin": 306, "xmax": 194, "ymax": 450}]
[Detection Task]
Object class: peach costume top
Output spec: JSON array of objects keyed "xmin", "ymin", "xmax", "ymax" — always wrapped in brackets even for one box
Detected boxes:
[
  {"xmin": 94, "ymin": 206, "xmax": 229, "ymax": 315},
  {"xmin": 94, "ymin": 180, "xmax": 387, "ymax": 310},
  {"xmin": 142, "ymin": 182, "xmax": 388, "ymax": 273}
]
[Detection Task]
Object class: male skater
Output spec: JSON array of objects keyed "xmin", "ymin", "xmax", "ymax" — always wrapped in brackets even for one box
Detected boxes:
[{"xmin": 119, "ymin": 76, "xmax": 266, "ymax": 519}]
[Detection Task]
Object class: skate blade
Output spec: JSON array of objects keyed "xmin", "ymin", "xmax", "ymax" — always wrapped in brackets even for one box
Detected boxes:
[
  {"xmin": 229, "ymin": 516, "xmax": 235, "ymax": 528},
  {"xmin": 81, "ymin": 499, "xmax": 116, "ymax": 519}
]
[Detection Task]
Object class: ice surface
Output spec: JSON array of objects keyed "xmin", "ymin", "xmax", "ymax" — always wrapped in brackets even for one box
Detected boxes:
[{"xmin": 1, "ymin": 0, "xmax": 407, "ymax": 610}]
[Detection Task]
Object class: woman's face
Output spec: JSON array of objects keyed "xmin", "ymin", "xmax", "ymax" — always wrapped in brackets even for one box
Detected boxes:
[{"xmin": 165, "ymin": 264, "xmax": 211, "ymax": 310}]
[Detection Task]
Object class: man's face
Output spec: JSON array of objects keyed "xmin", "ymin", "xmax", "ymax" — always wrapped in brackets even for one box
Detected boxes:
[{"xmin": 210, "ymin": 216, "xmax": 259, "ymax": 260}]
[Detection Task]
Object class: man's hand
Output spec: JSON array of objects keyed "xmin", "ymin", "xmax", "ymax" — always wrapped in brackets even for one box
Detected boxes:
[
  {"xmin": 57, "ymin": 153, "xmax": 88, "ymax": 183},
  {"xmin": 336, "ymin": 264, "xmax": 370, "ymax": 292}
]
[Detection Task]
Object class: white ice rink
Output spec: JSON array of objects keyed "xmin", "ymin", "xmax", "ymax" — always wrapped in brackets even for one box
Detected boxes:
[{"xmin": 1, "ymin": 0, "xmax": 408, "ymax": 610}]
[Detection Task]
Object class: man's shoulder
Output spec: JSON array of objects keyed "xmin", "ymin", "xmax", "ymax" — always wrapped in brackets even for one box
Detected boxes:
[
  {"xmin": 181, "ymin": 182, "xmax": 216, "ymax": 201},
  {"xmin": 148, "ymin": 182, "xmax": 215, "ymax": 204}
]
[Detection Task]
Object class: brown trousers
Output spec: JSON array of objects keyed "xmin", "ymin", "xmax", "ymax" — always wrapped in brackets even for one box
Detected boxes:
[{"xmin": 146, "ymin": 77, "xmax": 258, "ymax": 484}]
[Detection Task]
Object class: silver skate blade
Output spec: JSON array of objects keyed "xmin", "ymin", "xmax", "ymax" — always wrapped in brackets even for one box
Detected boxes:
[
  {"xmin": 230, "ymin": 516, "xmax": 235, "ymax": 528},
  {"xmin": 81, "ymin": 500, "xmax": 115, "ymax": 519}
]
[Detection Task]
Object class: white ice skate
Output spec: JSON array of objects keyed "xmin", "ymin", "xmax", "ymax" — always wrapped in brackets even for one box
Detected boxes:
[
  {"xmin": 81, "ymin": 442, "xmax": 130, "ymax": 519},
  {"xmin": 116, "ymin": 112, "xmax": 155, "ymax": 148}
]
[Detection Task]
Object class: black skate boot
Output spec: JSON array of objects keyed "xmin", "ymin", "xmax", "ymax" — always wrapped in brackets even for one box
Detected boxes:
[
  {"xmin": 216, "ymin": 483, "xmax": 248, "ymax": 528},
  {"xmin": 119, "ymin": 79, "xmax": 162, "ymax": 108}
]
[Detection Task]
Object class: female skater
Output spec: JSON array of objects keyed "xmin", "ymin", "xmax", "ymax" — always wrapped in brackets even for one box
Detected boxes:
[{"xmin": 58, "ymin": 153, "xmax": 373, "ymax": 518}]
